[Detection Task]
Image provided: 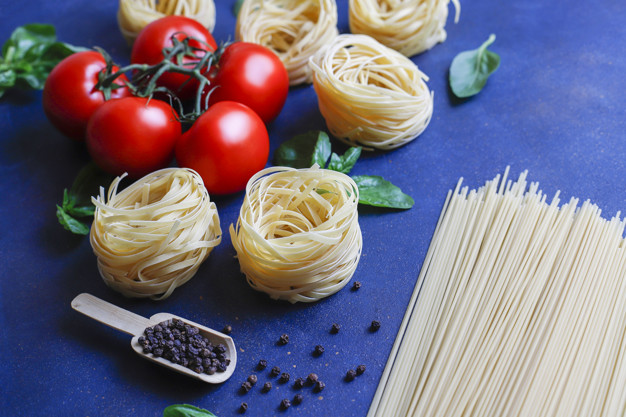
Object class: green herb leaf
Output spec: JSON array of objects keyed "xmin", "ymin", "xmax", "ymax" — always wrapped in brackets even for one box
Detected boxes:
[
  {"xmin": 163, "ymin": 404, "xmax": 217, "ymax": 417},
  {"xmin": 232, "ymin": 0, "xmax": 245, "ymax": 17},
  {"xmin": 327, "ymin": 146, "xmax": 362, "ymax": 174},
  {"xmin": 0, "ymin": 23, "xmax": 83, "ymax": 96},
  {"xmin": 352, "ymin": 175, "xmax": 414, "ymax": 209},
  {"xmin": 449, "ymin": 34, "xmax": 500, "ymax": 98},
  {"xmin": 56, "ymin": 205, "xmax": 90, "ymax": 235},
  {"xmin": 274, "ymin": 130, "xmax": 332, "ymax": 168}
]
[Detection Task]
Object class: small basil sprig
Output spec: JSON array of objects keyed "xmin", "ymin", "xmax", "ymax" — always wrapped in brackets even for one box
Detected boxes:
[
  {"xmin": 274, "ymin": 131, "xmax": 414, "ymax": 209},
  {"xmin": 56, "ymin": 163, "xmax": 112, "ymax": 235},
  {"xmin": 0, "ymin": 23, "xmax": 84, "ymax": 97},
  {"xmin": 232, "ymin": 0, "xmax": 245, "ymax": 16},
  {"xmin": 449, "ymin": 34, "xmax": 500, "ymax": 98},
  {"xmin": 163, "ymin": 404, "xmax": 217, "ymax": 417}
]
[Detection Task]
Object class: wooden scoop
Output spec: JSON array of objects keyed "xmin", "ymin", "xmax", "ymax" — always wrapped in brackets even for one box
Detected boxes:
[{"xmin": 71, "ymin": 293, "xmax": 236, "ymax": 384}]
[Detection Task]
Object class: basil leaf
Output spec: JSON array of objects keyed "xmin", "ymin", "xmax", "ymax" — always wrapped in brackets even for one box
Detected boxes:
[
  {"xmin": 232, "ymin": 0, "xmax": 245, "ymax": 16},
  {"xmin": 449, "ymin": 34, "xmax": 500, "ymax": 98},
  {"xmin": 163, "ymin": 404, "xmax": 217, "ymax": 417},
  {"xmin": 56, "ymin": 205, "xmax": 90, "ymax": 235},
  {"xmin": 274, "ymin": 130, "xmax": 331, "ymax": 168},
  {"xmin": 352, "ymin": 175, "xmax": 414, "ymax": 209},
  {"xmin": 327, "ymin": 146, "xmax": 362, "ymax": 174}
]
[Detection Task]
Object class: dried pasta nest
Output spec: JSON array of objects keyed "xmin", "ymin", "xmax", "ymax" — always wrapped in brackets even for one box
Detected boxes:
[
  {"xmin": 309, "ymin": 34, "xmax": 433, "ymax": 150},
  {"xmin": 349, "ymin": 0, "xmax": 460, "ymax": 57},
  {"xmin": 117, "ymin": 0, "xmax": 216, "ymax": 45},
  {"xmin": 90, "ymin": 168, "xmax": 222, "ymax": 300},
  {"xmin": 229, "ymin": 166, "xmax": 362, "ymax": 303},
  {"xmin": 235, "ymin": 0, "xmax": 339, "ymax": 85}
]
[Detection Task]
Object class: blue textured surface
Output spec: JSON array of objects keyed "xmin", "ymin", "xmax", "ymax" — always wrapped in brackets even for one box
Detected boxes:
[{"xmin": 1, "ymin": 0, "xmax": 626, "ymax": 416}]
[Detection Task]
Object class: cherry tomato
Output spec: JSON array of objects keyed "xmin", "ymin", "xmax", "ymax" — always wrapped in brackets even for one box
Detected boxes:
[
  {"xmin": 43, "ymin": 51, "xmax": 131, "ymax": 141},
  {"xmin": 131, "ymin": 16, "xmax": 217, "ymax": 101},
  {"xmin": 207, "ymin": 42, "xmax": 289, "ymax": 123},
  {"xmin": 86, "ymin": 97, "xmax": 181, "ymax": 178},
  {"xmin": 175, "ymin": 101, "xmax": 269, "ymax": 195}
]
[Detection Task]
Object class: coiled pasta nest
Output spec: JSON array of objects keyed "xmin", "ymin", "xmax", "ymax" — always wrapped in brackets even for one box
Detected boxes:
[
  {"xmin": 349, "ymin": 0, "xmax": 460, "ymax": 57},
  {"xmin": 309, "ymin": 34, "xmax": 433, "ymax": 150},
  {"xmin": 117, "ymin": 0, "xmax": 216, "ymax": 44},
  {"xmin": 90, "ymin": 168, "xmax": 222, "ymax": 300},
  {"xmin": 230, "ymin": 166, "xmax": 362, "ymax": 303},
  {"xmin": 235, "ymin": 0, "xmax": 339, "ymax": 85}
]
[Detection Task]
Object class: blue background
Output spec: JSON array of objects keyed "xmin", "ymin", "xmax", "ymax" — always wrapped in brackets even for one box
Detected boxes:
[{"xmin": 1, "ymin": 0, "xmax": 625, "ymax": 416}]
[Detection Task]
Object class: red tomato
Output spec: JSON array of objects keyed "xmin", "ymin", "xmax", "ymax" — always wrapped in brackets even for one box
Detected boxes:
[
  {"xmin": 207, "ymin": 42, "xmax": 289, "ymax": 123},
  {"xmin": 131, "ymin": 16, "xmax": 217, "ymax": 101},
  {"xmin": 43, "ymin": 51, "xmax": 131, "ymax": 141},
  {"xmin": 86, "ymin": 97, "xmax": 181, "ymax": 178},
  {"xmin": 175, "ymin": 101, "xmax": 269, "ymax": 195}
]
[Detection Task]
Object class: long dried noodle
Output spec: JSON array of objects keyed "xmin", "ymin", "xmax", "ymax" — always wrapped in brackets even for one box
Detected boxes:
[
  {"xmin": 90, "ymin": 168, "xmax": 222, "ymax": 300},
  {"xmin": 236, "ymin": 0, "xmax": 339, "ymax": 85},
  {"xmin": 229, "ymin": 166, "xmax": 362, "ymax": 303},
  {"xmin": 349, "ymin": 0, "xmax": 460, "ymax": 57},
  {"xmin": 117, "ymin": 0, "xmax": 216, "ymax": 44},
  {"xmin": 310, "ymin": 34, "xmax": 433, "ymax": 150}
]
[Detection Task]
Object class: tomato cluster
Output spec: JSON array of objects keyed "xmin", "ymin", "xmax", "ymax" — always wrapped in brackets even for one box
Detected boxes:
[{"xmin": 42, "ymin": 16, "xmax": 289, "ymax": 195}]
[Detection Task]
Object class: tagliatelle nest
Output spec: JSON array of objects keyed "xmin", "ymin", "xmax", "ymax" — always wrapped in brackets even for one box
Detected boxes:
[
  {"xmin": 349, "ymin": 0, "xmax": 460, "ymax": 57},
  {"xmin": 235, "ymin": 0, "xmax": 339, "ymax": 85},
  {"xmin": 229, "ymin": 166, "xmax": 362, "ymax": 303},
  {"xmin": 117, "ymin": 0, "xmax": 216, "ymax": 45},
  {"xmin": 309, "ymin": 34, "xmax": 433, "ymax": 150},
  {"xmin": 90, "ymin": 168, "xmax": 222, "ymax": 300}
]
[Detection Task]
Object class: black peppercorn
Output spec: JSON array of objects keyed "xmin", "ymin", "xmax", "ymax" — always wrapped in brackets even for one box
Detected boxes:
[
  {"xmin": 247, "ymin": 374, "xmax": 258, "ymax": 385},
  {"xmin": 307, "ymin": 373, "xmax": 318, "ymax": 385},
  {"xmin": 241, "ymin": 381, "xmax": 252, "ymax": 393},
  {"xmin": 314, "ymin": 345, "xmax": 325, "ymax": 356},
  {"xmin": 356, "ymin": 364, "xmax": 366, "ymax": 375},
  {"xmin": 370, "ymin": 320, "xmax": 381, "ymax": 332},
  {"xmin": 345, "ymin": 369, "xmax": 356, "ymax": 381},
  {"xmin": 293, "ymin": 394, "xmax": 303, "ymax": 405},
  {"xmin": 330, "ymin": 323, "xmax": 341, "ymax": 334},
  {"xmin": 314, "ymin": 380, "xmax": 325, "ymax": 392},
  {"xmin": 293, "ymin": 377, "xmax": 304, "ymax": 389},
  {"xmin": 351, "ymin": 281, "xmax": 361, "ymax": 291},
  {"xmin": 239, "ymin": 402, "xmax": 248, "ymax": 413},
  {"xmin": 280, "ymin": 399, "xmax": 291, "ymax": 410},
  {"xmin": 279, "ymin": 372, "xmax": 290, "ymax": 383},
  {"xmin": 262, "ymin": 381, "xmax": 272, "ymax": 393},
  {"xmin": 270, "ymin": 366, "xmax": 281, "ymax": 377},
  {"xmin": 222, "ymin": 325, "xmax": 232, "ymax": 334},
  {"xmin": 257, "ymin": 359, "xmax": 268, "ymax": 370},
  {"xmin": 278, "ymin": 334, "xmax": 289, "ymax": 345}
]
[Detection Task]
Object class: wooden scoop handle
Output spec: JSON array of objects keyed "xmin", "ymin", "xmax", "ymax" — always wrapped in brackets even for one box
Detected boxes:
[{"xmin": 71, "ymin": 293, "xmax": 151, "ymax": 336}]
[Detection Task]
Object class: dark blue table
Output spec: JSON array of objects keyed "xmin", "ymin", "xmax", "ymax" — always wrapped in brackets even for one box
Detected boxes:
[{"xmin": 2, "ymin": 0, "xmax": 625, "ymax": 416}]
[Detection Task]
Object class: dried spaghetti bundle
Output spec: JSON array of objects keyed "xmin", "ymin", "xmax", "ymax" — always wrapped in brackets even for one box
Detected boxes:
[
  {"xmin": 349, "ymin": 0, "xmax": 460, "ymax": 57},
  {"xmin": 230, "ymin": 166, "xmax": 362, "ymax": 303},
  {"xmin": 90, "ymin": 168, "xmax": 221, "ymax": 300},
  {"xmin": 310, "ymin": 34, "xmax": 433, "ymax": 150},
  {"xmin": 235, "ymin": 0, "xmax": 338, "ymax": 85},
  {"xmin": 117, "ymin": 0, "xmax": 216, "ymax": 44}
]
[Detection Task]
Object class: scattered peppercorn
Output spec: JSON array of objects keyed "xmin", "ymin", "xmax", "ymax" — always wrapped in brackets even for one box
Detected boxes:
[
  {"xmin": 314, "ymin": 345, "xmax": 325, "ymax": 356},
  {"xmin": 239, "ymin": 402, "xmax": 248, "ymax": 413},
  {"xmin": 356, "ymin": 364, "xmax": 366, "ymax": 375},
  {"xmin": 279, "ymin": 372, "xmax": 290, "ymax": 383},
  {"xmin": 345, "ymin": 369, "xmax": 356, "ymax": 381},
  {"xmin": 314, "ymin": 380, "xmax": 326, "ymax": 392},
  {"xmin": 247, "ymin": 374, "xmax": 258, "ymax": 385},
  {"xmin": 307, "ymin": 373, "xmax": 318, "ymax": 385},
  {"xmin": 270, "ymin": 366, "xmax": 281, "ymax": 377},
  {"xmin": 293, "ymin": 377, "xmax": 305, "ymax": 389},
  {"xmin": 351, "ymin": 281, "xmax": 361, "ymax": 291},
  {"xmin": 330, "ymin": 323, "xmax": 341, "ymax": 334},
  {"xmin": 278, "ymin": 333, "xmax": 289, "ymax": 345},
  {"xmin": 257, "ymin": 359, "xmax": 268, "ymax": 370},
  {"xmin": 280, "ymin": 399, "xmax": 291, "ymax": 410},
  {"xmin": 262, "ymin": 381, "xmax": 272, "ymax": 393},
  {"xmin": 222, "ymin": 325, "xmax": 232, "ymax": 334},
  {"xmin": 293, "ymin": 394, "xmax": 303, "ymax": 405},
  {"xmin": 370, "ymin": 320, "xmax": 381, "ymax": 332},
  {"xmin": 240, "ymin": 381, "xmax": 252, "ymax": 393}
]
